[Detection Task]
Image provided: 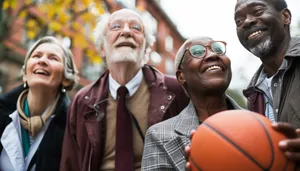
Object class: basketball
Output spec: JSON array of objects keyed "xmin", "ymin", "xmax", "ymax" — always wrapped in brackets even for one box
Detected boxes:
[{"xmin": 189, "ymin": 110, "xmax": 295, "ymax": 171}]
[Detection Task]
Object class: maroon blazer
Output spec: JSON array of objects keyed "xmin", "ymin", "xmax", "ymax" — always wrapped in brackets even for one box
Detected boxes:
[{"xmin": 60, "ymin": 65, "xmax": 189, "ymax": 171}]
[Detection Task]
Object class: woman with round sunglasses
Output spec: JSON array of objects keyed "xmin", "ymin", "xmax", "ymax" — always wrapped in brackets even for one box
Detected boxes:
[
  {"xmin": 141, "ymin": 36, "xmax": 243, "ymax": 171},
  {"xmin": 0, "ymin": 36, "xmax": 79, "ymax": 171}
]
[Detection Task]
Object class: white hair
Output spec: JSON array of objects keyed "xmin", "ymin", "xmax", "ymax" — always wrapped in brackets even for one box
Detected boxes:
[{"xmin": 93, "ymin": 9, "xmax": 156, "ymax": 64}]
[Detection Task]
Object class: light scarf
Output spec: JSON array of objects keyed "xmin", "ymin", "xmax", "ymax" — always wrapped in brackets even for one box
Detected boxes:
[{"xmin": 17, "ymin": 90, "xmax": 60, "ymax": 137}]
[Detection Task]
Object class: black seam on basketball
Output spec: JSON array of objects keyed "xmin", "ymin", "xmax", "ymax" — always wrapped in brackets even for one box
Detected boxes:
[
  {"xmin": 249, "ymin": 113, "xmax": 275, "ymax": 170},
  {"xmin": 203, "ymin": 122, "xmax": 266, "ymax": 170},
  {"xmin": 190, "ymin": 156, "xmax": 204, "ymax": 171}
]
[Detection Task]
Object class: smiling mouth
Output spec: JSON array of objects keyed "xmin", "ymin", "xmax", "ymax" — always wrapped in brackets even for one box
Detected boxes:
[
  {"xmin": 34, "ymin": 69, "xmax": 50, "ymax": 76},
  {"xmin": 205, "ymin": 65, "xmax": 222, "ymax": 72},
  {"xmin": 247, "ymin": 28, "xmax": 267, "ymax": 41},
  {"xmin": 116, "ymin": 42, "xmax": 136, "ymax": 48}
]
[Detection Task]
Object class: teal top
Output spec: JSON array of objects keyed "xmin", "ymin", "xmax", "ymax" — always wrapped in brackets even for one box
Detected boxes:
[{"xmin": 21, "ymin": 99, "xmax": 31, "ymax": 157}]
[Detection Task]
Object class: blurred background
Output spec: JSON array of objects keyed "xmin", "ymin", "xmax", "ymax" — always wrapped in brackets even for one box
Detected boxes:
[{"xmin": 0, "ymin": 0, "xmax": 299, "ymax": 107}]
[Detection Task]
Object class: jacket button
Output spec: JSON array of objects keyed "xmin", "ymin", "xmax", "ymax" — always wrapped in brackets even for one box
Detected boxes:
[
  {"xmin": 160, "ymin": 105, "xmax": 165, "ymax": 110},
  {"xmin": 167, "ymin": 95, "xmax": 172, "ymax": 100},
  {"xmin": 85, "ymin": 96, "xmax": 89, "ymax": 100},
  {"xmin": 273, "ymin": 83, "xmax": 278, "ymax": 87}
]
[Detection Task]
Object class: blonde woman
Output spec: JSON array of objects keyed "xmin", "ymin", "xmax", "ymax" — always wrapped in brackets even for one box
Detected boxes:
[{"xmin": 0, "ymin": 36, "xmax": 79, "ymax": 171}]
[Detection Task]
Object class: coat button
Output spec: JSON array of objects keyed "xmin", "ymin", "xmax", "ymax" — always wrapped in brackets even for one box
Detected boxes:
[
  {"xmin": 160, "ymin": 105, "xmax": 165, "ymax": 110},
  {"xmin": 275, "ymin": 109, "xmax": 278, "ymax": 113},
  {"xmin": 273, "ymin": 83, "xmax": 278, "ymax": 87},
  {"xmin": 167, "ymin": 95, "xmax": 172, "ymax": 100},
  {"xmin": 85, "ymin": 96, "xmax": 89, "ymax": 100}
]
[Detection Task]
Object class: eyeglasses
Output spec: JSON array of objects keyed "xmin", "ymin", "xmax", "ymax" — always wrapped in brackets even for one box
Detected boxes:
[
  {"xmin": 108, "ymin": 20, "xmax": 144, "ymax": 34},
  {"xmin": 178, "ymin": 41, "xmax": 227, "ymax": 69}
]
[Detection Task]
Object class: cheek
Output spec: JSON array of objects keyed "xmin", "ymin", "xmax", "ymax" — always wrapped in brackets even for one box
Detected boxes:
[
  {"xmin": 106, "ymin": 32, "xmax": 118, "ymax": 43},
  {"xmin": 135, "ymin": 35, "xmax": 146, "ymax": 46}
]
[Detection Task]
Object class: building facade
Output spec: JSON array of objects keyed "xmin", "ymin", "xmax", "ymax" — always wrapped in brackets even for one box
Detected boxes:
[{"xmin": 0, "ymin": 0, "xmax": 185, "ymax": 95}]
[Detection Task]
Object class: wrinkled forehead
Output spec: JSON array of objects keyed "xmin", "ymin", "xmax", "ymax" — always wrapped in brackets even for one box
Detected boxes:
[
  {"xmin": 235, "ymin": 0, "xmax": 269, "ymax": 11},
  {"xmin": 32, "ymin": 43, "xmax": 65, "ymax": 59},
  {"xmin": 185, "ymin": 37, "xmax": 214, "ymax": 48},
  {"xmin": 109, "ymin": 9, "xmax": 143, "ymax": 24}
]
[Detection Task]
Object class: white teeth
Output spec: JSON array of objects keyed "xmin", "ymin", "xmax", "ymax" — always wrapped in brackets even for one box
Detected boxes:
[
  {"xmin": 248, "ymin": 30, "xmax": 262, "ymax": 40},
  {"xmin": 34, "ymin": 69, "xmax": 48, "ymax": 75},
  {"xmin": 206, "ymin": 65, "xmax": 221, "ymax": 72}
]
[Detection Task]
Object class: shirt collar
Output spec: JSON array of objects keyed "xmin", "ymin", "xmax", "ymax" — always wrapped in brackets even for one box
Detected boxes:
[{"xmin": 109, "ymin": 69, "xmax": 143, "ymax": 100}]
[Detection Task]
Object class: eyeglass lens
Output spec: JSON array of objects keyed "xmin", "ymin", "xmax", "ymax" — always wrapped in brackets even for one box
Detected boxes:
[{"xmin": 189, "ymin": 41, "xmax": 226, "ymax": 58}]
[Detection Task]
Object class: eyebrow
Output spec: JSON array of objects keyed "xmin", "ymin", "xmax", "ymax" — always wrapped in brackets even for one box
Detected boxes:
[
  {"xmin": 32, "ymin": 51, "xmax": 62, "ymax": 59},
  {"xmin": 111, "ymin": 18, "xmax": 142, "ymax": 23},
  {"xmin": 235, "ymin": 1, "xmax": 267, "ymax": 14}
]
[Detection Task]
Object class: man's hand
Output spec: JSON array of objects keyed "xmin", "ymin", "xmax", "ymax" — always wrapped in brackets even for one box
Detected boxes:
[
  {"xmin": 272, "ymin": 122, "xmax": 300, "ymax": 162},
  {"xmin": 185, "ymin": 130, "xmax": 196, "ymax": 171}
]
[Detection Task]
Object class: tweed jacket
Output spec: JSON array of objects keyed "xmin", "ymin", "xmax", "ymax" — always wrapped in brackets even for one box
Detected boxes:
[
  {"xmin": 60, "ymin": 65, "xmax": 189, "ymax": 171},
  {"xmin": 243, "ymin": 37, "xmax": 300, "ymax": 128},
  {"xmin": 141, "ymin": 96, "xmax": 242, "ymax": 171}
]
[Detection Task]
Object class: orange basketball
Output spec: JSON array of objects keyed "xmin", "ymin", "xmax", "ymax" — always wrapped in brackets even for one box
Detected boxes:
[{"xmin": 190, "ymin": 110, "xmax": 295, "ymax": 171}]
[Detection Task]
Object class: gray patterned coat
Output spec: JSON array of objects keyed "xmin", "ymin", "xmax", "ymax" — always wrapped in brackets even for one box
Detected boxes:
[{"xmin": 141, "ymin": 96, "xmax": 242, "ymax": 171}]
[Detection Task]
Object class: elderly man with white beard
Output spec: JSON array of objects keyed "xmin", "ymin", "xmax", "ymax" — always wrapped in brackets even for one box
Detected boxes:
[{"xmin": 60, "ymin": 9, "xmax": 189, "ymax": 171}]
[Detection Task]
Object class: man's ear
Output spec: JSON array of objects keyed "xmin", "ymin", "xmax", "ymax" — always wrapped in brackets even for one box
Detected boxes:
[
  {"xmin": 100, "ymin": 46, "xmax": 106, "ymax": 60},
  {"xmin": 176, "ymin": 70, "xmax": 186, "ymax": 86},
  {"xmin": 282, "ymin": 8, "xmax": 291, "ymax": 25}
]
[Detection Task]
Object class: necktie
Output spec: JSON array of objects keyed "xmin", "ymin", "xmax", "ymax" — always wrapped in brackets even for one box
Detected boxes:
[{"xmin": 115, "ymin": 86, "xmax": 134, "ymax": 171}]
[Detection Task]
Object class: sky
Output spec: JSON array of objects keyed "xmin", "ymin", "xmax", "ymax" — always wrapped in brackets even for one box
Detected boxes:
[{"xmin": 160, "ymin": 0, "xmax": 300, "ymax": 91}]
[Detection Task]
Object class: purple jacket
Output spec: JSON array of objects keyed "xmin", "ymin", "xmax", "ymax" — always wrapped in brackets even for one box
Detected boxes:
[{"xmin": 60, "ymin": 65, "xmax": 189, "ymax": 171}]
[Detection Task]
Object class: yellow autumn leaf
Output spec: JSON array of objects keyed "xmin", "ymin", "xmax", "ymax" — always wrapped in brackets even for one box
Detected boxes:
[
  {"xmin": 81, "ymin": 13, "xmax": 93, "ymax": 22},
  {"xmin": 24, "ymin": 0, "xmax": 32, "ymax": 5},
  {"xmin": 86, "ymin": 49, "xmax": 94, "ymax": 57},
  {"xmin": 73, "ymin": 35, "xmax": 88, "ymax": 49},
  {"xmin": 3, "ymin": 1, "xmax": 10, "ymax": 10},
  {"xmin": 27, "ymin": 19, "xmax": 37, "ymax": 28},
  {"xmin": 47, "ymin": 5, "xmax": 57, "ymax": 19},
  {"xmin": 49, "ymin": 21, "xmax": 62, "ymax": 32},
  {"xmin": 27, "ymin": 30, "xmax": 37, "ymax": 40},
  {"xmin": 10, "ymin": 0, "xmax": 17, "ymax": 9},
  {"xmin": 95, "ymin": 3, "xmax": 105, "ymax": 15},
  {"xmin": 18, "ymin": 10, "xmax": 27, "ymax": 19},
  {"xmin": 57, "ymin": 13, "xmax": 70, "ymax": 24},
  {"xmin": 39, "ymin": 4, "xmax": 48, "ymax": 13},
  {"xmin": 90, "ymin": 55, "xmax": 102, "ymax": 64},
  {"xmin": 54, "ymin": 0, "xmax": 63, "ymax": 4}
]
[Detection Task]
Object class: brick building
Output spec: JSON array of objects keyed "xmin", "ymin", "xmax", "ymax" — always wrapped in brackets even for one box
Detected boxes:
[{"xmin": 0, "ymin": 0, "xmax": 185, "ymax": 96}]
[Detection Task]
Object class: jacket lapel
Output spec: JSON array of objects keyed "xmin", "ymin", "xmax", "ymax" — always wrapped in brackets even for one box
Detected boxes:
[
  {"xmin": 143, "ymin": 66, "xmax": 176, "ymax": 127},
  {"xmin": 1, "ymin": 111, "xmax": 25, "ymax": 171},
  {"xmin": 163, "ymin": 102, "xmax": 199, "ymax": 171}
]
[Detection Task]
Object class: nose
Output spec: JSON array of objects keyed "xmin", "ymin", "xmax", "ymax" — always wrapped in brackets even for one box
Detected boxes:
[
  {"xmin": 243, "ymin": 14, "xmax": 257, "ymax": 29},
  {"xmin": 38, "ymin": 55, "xmax": 48, "ymax": 65},
  {"xmin": 120, "ymin": 24, "xmax": 132, "ymax": 37},
  {"xmin": 203, "ymin": 50, "xmax": 220, "ymax": 61}
]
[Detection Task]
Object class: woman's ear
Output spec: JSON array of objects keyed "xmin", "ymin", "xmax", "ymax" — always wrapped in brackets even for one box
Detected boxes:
[
  {"xmin": 23, "ymin": 75, "xmax": 27, "ymax": 83},
  {"xmin": 176, "ymin": 70, "xmax": 186, "ymax": 86},
  {"xmin": 282, "ymin": 8, "xmax": 291, "ymax": 25},
  {"xmin": 62, "ymin": 78, "xmax": 73, "ymax": 89}
]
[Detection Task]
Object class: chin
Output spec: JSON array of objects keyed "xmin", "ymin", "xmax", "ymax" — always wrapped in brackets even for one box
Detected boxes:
[
  {"xmin": 108, "ymin": 51, "xmax": 144, "ymax": 67},
  {"xmin": 248, "ymin": 37, "xmax": 273, "ymax": 58}
]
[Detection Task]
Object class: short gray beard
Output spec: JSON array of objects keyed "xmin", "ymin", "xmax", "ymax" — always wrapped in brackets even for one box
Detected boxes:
[
  {"xmin": 104, "ymin": 40, "xmax": 145, "ymax": 67},
  {"xmin": 249, "ymin": 37, "xmax": 272, "ymax": 58}
]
